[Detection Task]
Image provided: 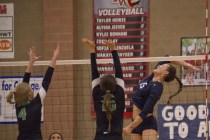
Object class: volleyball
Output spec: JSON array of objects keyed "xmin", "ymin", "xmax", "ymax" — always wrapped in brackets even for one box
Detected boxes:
[{"xmin": 124, "ymin": 0, "xmax": 141, "ymax": 8}]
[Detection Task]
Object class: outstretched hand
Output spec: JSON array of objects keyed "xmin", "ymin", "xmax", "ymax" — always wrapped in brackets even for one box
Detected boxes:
[
  {"xmin": 186, "ymin": 63, "xmax": 201, "ymax": 72},
  {"xmin": 53, "ymin": 44, "xmax": 60, "ymax": 57},
  {"xmin": 102, "ymin": 40, "xmax": 116, "ymax": 50},
  {"xmin": 28, "ymin": 46, "xmax": 41, "ymax": 63},
  {"xmin": 82, "ymin": 38, "xmax": 95, "ymax": 53},
  {"xmin": 26, "ymin": 46, "xmax": 41, "ymax": 72},
  {"xmin": 49, "ymin": 44, "xmax": 61, "ymax": 68}
]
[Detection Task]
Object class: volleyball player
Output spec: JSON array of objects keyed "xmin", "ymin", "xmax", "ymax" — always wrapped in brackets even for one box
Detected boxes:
[
  {"xmin": 123, "ymin": 59, "xmax": 200, "ymax": 140},
  {"xmin": 82, "ymin": 38, "xmax": 125, "ymax": 140},
  {"xmin": 7, "ymin": 45, "xmax": 60, "ymax": 140}
]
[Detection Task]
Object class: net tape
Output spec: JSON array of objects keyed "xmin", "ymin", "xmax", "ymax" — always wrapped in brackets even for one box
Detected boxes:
[{"xmin": 0, "ymin": 55, "xmax": 207, "ymax": 66}]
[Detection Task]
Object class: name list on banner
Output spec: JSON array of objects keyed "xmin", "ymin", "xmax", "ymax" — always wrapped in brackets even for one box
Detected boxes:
[{"xmin": 93, "ymin": 0, "xmax": 149, "ymax": 118}]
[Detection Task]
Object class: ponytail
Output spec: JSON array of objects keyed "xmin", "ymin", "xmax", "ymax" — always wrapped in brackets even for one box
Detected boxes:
[
  {"xmin": 167, "ymin": 76, "xmax": 183, "ymax": 105},
  {"xmin": 100, "ymin": 74, "xmax": 116, "ymax": 132},
  {"xmin": 103, "ymin": 90, "xmax": 112, "ymax": 132},
  {"xmin": 6, "ymin": 91, "xmax": 16, "ymax": 104},
  {"xmin": 7, "ymin": 82, "xmax": 32, "ymax": 106}
]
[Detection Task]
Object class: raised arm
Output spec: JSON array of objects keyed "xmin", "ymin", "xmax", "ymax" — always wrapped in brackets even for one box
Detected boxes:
[
  {"xmin": 39, "ymin": 45, "xmax": 60, "ymax": 104},
  {"xmin": 102, "ymin": 40, "xmax": 123, "ymax": 79},
  {"xmin": 42, "ymin": 45, "xmax": 60, "ymax": 92},
  {"xmin": 150, "ymin": 57, "xmax": 200, "ymax": 81},
  {"xmin": 23, "ymin": 46, "xmax": 41, "ymax": 83},
  {"xmin": 171, "ymin": 60, "xmax": 201, "ymax": 71},
  {"xmin": 82, "ymin": 38, "xmax": 100, "ymax": 80},
  {"xmin": 49, "ymin": 44, "xmax": 60, "ymax": 69},
  {"xmin": 82, "ymin": 38, "xmax": 100, "ymax": 89},
  {"xmin": 157, "ymin": 55, "xmax": 200, "ymax": 71}
]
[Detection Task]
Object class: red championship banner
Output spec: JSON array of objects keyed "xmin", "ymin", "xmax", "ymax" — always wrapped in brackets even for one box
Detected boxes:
[{"xmin": 92, "ymin": 0, "xmax": 149, "ymax": 118}]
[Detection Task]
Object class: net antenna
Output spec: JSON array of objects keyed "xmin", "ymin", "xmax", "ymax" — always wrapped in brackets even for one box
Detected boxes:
[{"xmin": 205, "ymin": 0, "xmax": 209, "ymax": 139}]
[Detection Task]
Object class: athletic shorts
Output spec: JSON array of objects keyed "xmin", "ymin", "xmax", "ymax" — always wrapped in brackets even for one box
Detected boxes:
[
  {"xmin": 131, "ymin": 115, "xmax": 158, "ymax": 135},
  {"xmin": 94, "ymin": 134, "xmax": 122, "ymax": 140}
]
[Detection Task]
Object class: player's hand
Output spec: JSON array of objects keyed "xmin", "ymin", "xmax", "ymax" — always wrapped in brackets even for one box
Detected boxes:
[
  {"xmin": 82, "ymin": 38, "xmax": 95, "ymax": 53},
  {"xmin": 122, "ymin": 125, "xmax": 133, "ymax": 136},
  {"xmin": 28, "ymin": 46, "xmax": 41, "ymax": 63},
  {"xmin": 102, "ymin": 40, "xmax": 116, "ymax": 51},
  {"xmin": 53, "ymin": 44, "xmax": 60, "ymax": 57},
  {"xmin": 186, "ymin": 63, "xmax": 201, "ymax": 72},
  {"xmin": 191, "ymin": 66, "xmax": 201, "ymax": 71}
]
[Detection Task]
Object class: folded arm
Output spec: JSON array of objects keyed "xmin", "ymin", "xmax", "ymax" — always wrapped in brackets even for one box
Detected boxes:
[{"xmin": 123, "ymin": 84, "xmax": 163, "ymax": 135}]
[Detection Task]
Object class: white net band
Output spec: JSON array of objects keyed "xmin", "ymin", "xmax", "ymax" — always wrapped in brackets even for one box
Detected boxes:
[{"xmin": 0, "ymin": 55, "xmax": 207, "ymax": 66}]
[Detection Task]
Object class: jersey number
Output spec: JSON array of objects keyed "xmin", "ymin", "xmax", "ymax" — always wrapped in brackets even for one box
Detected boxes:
[{"xmin": 18, "ymin": 107, "xmax": 27, "ymax": 120}]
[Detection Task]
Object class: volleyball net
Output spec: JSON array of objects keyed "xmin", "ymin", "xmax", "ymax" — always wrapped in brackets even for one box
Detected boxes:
[{"xmin": 0, "ymin": 54, "xmax": 209, "ymax": 140}]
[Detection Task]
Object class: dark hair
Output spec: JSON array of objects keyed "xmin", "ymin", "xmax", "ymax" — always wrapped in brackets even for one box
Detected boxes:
[
  {"xmin": 100, "ymin": 75, "xmax": 116, "ymax": 93},
  {"xmin": 164, "ymin": 64, "xmax": 176, "ymax": 82},
  {"xmin": 163, "ymin": 64, "xmax": 183, "ymax": 104},
  {"xmin": 48, "ymin": 132, "xmax": 63, "ymax": 140},
  {"xmin": 100, "ymin": 74, "xmax": 116, "ymax": 132}
]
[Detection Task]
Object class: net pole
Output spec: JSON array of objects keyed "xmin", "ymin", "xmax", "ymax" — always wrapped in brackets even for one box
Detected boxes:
[{"xmin": 205, "ymin": 0, "xmax": 209, "ymax": 139}]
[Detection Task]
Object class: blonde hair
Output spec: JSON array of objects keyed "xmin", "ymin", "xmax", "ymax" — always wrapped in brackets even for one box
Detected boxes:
[
  {"xmin": 103, "ymin": 90, "xmax": 112, "ymax": 132},
  {"xmin": 6, "ymin": 82, "xmax": 32, "ymax": 106},
  {"xmin": 100, "ymin": 75, "xmax": 116, "ymax": 132}
]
